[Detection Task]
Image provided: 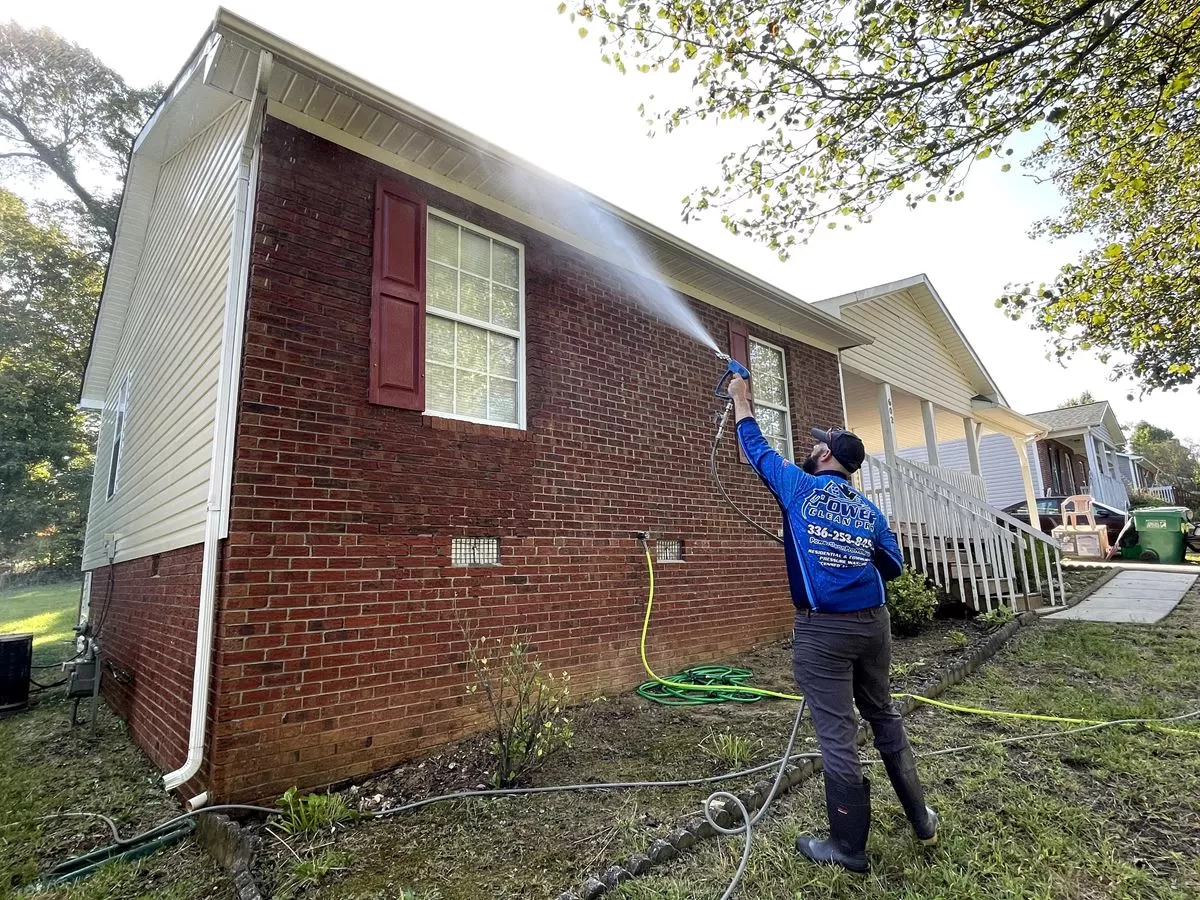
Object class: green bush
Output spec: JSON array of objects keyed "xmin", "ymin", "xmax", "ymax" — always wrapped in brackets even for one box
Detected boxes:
[
  {"xmin": 276, "ymin": 788, "xmax": 359, "ymax": 835},
  {"xmin": 465, "ymin": 632, "xmax": 573, "ymax": 787},
  {"xmin": 977, "ymin": 605, "xmax": 1016, "ymax": 630},
  {"xmin": 1127, "ymin": 492, "xmax": 1166, "ymax": 510},
  {"xmin": 886, "ymin": 568, "xmax": 938, "ymax": 636}
]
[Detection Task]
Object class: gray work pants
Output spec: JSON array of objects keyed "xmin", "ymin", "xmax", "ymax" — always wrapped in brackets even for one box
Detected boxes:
[{"xmin": 792, "ymin": 606, "xmax": 910, "ymax": 784}]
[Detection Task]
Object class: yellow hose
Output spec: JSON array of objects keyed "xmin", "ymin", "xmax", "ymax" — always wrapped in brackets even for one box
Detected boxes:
[{"xmin": 637, "ymin": 545, "xmax": 1200, "ymax": 739}]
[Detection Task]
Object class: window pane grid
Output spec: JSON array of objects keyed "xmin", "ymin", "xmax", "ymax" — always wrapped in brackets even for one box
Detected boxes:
[
  {"xmin": 749, "ymin": 338, "xmax": 792, "ymax": 459},
  {"xmin": 426, "ymin": 213, "xmax": 523, "ymax": 426},
  {"xmin": 452, "ymin": 537, "xmax": 500, "ymax": 566}
]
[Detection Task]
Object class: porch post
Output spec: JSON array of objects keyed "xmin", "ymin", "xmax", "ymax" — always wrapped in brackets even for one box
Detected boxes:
[
  {"xmin": 1083, "ymin": 430, "xmax": 1100, "ymax": 493},
  {"xmin": 1012, "ymin": 435, "xmax": 1041, "ymax": 533},
  {"xmin": 920, "ymin": 400, "xmax": 940, "ymax": 467},
  {"xmin": 963, "ymin": 416, "xmax": 983, "ymax": 477},
  {"xmin": 877, "ymin": 382, "xmax": 897, "ymax": 461}
]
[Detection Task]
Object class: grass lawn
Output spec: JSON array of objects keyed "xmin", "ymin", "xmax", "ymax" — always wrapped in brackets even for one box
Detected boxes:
[
  {"xmin": 270, "ymin": 579, "xmax": 1200, "ymax": 900},
  {"xmin": 0, "ymin": 581, "xmax": 81, "ymax": 668},
  {"xmin": 609, "ymin": 582, "xmax": 1200, "ymax": 900},
  {"xmin": 0, "ymin": 581, "xmax": 232, "ymax": 900}
]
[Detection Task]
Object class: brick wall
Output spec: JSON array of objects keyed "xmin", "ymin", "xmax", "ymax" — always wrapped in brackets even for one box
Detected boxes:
[
  {"xmin": 89, "ymin": 543, "xmax": 202, "ymax": 773},
  {"xmin": 207, "ymin": 118, "xmax": 845, "ymax": 802}
]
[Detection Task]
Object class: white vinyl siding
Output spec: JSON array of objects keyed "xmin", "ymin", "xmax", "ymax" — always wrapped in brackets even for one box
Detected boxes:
[
  {"xmin": 425, "ymin": 211, "xmax": 525, "ymax": 428},
  {"xmin": 105, "ymin": 375, "xmax": 132, "ymax": 500},
  {"xmin": 837, "ymin": 291, "xmax": 977, "ymax": 416},
  {"xmin": 749, "ymin": 337, "xmax": 792, "ymax": 459},
  {"xmin": 82, "ymin": 102, "xmax": 248, "ymax": 570},
  {"xmin": 897, "ymin": 434, "xmax": 1045, "ymax": 509}
]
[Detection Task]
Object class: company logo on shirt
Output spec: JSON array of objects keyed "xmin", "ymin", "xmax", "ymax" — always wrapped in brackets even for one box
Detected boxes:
[{"xmin": 802, "ymin": 484, "xmax": 876, "ymax": 532}]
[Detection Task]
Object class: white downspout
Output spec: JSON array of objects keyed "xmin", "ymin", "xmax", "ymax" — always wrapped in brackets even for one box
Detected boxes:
[{"xmin": 164, "ymin": 49, "xmax": 273, "ymax": 795}]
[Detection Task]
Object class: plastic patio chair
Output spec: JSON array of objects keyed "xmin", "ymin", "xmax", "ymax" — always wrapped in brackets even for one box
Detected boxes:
[{"xmin": 1061, "ymin": 494, "xmax": 1097, "ymax": 528}]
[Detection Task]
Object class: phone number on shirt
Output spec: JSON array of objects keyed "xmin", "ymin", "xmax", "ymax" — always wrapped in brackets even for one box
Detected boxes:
[{"xmin": 808, "ymin": 523, "xmax": 873, "ymax": 549}]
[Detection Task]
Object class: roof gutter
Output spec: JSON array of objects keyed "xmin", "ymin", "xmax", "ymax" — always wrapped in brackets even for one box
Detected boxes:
[
  {"xmin": 212, "ymin": 9, "xmax": 870, "ymax": 350},
  {"xmin": 163, "ymin": 47, "xmax": 273, "ymax": 797}
]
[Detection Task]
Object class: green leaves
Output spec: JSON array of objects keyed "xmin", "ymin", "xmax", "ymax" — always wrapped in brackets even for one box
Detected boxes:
[
  {"xmin": 1, "ymin": 190, "xmax": 101, "ymax": 570},
  {"xmin": 0, "ymin": 21, "xmax": 159, "ymax": 246},
  {"xmin": 564, "ymin": 0, "xmax": 1200, "ymax": 393}
]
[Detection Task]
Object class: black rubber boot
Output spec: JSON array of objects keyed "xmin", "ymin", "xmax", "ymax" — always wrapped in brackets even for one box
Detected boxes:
[
  {"xmin": 795, "ymin": 775, "xmax": 871, "ymax": 873},
  {"xmin": 881, "ymin": 747, "xmax": 938, "ymax": 846}
]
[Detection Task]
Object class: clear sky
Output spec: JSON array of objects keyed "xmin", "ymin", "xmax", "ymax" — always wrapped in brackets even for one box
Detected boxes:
[{"xmin": 8, "ymin": 0, "xmax": 1197, "ymax": 443}]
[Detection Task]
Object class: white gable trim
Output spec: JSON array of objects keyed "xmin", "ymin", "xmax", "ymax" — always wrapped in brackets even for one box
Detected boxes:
[{"xmin": 819, "ymin": 274, "xmax": 1006, "ymax": 404}]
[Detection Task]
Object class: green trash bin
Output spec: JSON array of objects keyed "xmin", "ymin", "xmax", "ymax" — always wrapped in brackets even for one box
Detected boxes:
[{"xmin": 1130, "ymin": 507, "xmax": 1192, "ymax": 564}]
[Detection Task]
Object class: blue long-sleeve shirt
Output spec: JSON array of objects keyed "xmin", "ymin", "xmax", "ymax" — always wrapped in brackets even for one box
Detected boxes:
[{"xmin": 737, "ymin": 417, "xmax": 903, "ymax": 612}]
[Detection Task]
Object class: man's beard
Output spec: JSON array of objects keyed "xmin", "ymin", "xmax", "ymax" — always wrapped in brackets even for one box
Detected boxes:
[{"xmin": 802, "ymin": 455, "xmax": 819, "ymax": 475}]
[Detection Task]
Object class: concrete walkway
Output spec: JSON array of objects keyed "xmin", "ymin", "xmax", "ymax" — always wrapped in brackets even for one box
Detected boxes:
[{"xmin": 1046, "ymin": 570, "xmax": 1197, "ymax": 624}]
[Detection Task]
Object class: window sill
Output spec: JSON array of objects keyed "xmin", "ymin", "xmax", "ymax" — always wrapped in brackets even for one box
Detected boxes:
[{"xmin": 422, "ymin": 415, "xmax": 530, "ymax": 440}]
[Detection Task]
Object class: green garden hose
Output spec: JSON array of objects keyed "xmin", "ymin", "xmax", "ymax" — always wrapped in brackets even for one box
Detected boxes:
[{"xmin": 635, "ymin": 665, "xmax": 763, "ymax": 705}]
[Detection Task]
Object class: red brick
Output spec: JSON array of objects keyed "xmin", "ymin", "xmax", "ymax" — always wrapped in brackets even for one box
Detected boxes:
[{"xmin": 199, "ymin": 118, "xmax": 845, "ymax": 803}]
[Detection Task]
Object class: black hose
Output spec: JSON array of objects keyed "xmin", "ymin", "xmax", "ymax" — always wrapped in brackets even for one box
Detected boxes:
[
  {"xmin": 709, "ymin": 403, "xmax": 783, "ymax": 545},
  {"xmin": 30, "ymin": 677, "xmax": 69, "ymax": 691}
]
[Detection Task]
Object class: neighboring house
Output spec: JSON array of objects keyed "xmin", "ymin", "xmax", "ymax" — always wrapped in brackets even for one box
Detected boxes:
[
  {"xmin": 814, "ymin": 276, "xmax": 1064, "ymax": 612},
  {"xmin": 1115, "ymin": 453, "xmax": 1175, "ymax": 503},
  {"xmin": 1025, "ymin": 402, "xmax": 1130, "ymax": 509},
  {"xmin": 79, "ymin": 12, "xmax": 871, "ymax": 804},
  {"xmin": 898, "ymin": 433, "xmax": 1045, "ymax": 510},
  {"xmin": 815, "ymin": 276, "xmax": 1045, "ymax": 510}
]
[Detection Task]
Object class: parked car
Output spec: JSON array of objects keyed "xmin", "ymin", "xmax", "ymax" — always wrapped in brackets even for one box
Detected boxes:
[{"xmin": 1001, "ymin": 496, "xmax": 1130, "ymax": 547}]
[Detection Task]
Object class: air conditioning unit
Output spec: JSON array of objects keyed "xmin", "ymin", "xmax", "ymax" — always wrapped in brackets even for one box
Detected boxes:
[{"xmin": 0, "ymin": 633, "xmax": 33, "ymax": 717}]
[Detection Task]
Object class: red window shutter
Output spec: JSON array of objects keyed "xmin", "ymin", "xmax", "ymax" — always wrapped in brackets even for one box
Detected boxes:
[
  {"xmin": 728, "ymin": 321, "xmax": 750, "ymax": 371},
  {"xmin": 728, "ymin": 321, "xmax": 751, "ymax": 463},
  {"xmin": 370, "ymin": 178, "xmax": 426, "ymax": 409}
]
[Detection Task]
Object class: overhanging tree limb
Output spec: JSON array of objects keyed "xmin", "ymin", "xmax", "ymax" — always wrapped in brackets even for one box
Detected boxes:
[{"xmin": 565, "ymin": 0, "xmax": 1200, "ymax": 392}]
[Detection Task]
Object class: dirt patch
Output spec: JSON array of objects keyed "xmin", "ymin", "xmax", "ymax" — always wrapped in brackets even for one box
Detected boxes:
[{"xmin": 248, "ymin": 613, "xmax": 1010, "ymax": 898}]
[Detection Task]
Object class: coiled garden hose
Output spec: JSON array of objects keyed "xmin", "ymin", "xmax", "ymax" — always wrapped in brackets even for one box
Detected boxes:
[{"xmin": 635, "ymin": 665, "xmax": 762, "ymax": 704}]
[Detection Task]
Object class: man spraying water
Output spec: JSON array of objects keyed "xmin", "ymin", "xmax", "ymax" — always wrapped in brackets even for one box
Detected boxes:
[{"xmin": 726, "ymin": 374, "xmax": 938, "ymax": 873}]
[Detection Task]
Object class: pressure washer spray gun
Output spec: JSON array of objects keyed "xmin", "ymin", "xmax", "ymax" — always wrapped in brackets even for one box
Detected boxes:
[
  {"xmin": 713, "ymin": 352, "xmax": 751, "ymax": 401},
  {"xmin": 712, "ymin": 351, "xmax": 751, "ymax": 441}
]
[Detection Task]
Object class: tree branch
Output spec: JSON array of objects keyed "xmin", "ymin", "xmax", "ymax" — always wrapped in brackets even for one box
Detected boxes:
[{"xmin": 0, "ymin": 108, "xmax": 114, "ymax": 239}]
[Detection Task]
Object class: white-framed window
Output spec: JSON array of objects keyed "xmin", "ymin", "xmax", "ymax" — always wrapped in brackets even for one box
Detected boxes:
[
  {"xmin": 105, "ymin": 374, "xmax": 131, "ymax": 500},
  {"xmin": 749, "ymin": 337, "xmax": 793, "ymax": 458},
  {"xmin": 425, "ymin": 210, "xmax": 525, "ymax": 428}
]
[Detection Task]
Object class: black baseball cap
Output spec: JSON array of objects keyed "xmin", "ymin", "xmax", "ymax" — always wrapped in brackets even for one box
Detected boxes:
[{"xmin": 809, "ymin": 427, "xmax": 866, "ymax": 474}]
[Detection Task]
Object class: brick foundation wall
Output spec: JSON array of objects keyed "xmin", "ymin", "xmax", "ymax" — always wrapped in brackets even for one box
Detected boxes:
[
  {"xmin": 208, "ymin": 118, "xmax": 845, "ymax": 802},
  {"xmin": 88, "ymin": 543, "xmax": 202, "ymax": 773}
]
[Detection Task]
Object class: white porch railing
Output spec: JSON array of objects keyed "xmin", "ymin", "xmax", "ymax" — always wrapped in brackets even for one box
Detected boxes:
[
  {"xmin": 1086, "ymin": 471, "xmax": 1130, "ymax": 510},
  {"xmin": 858, "ymin": 453, "xmax": 1066, "ymax": 612},
  {"xmin": 908, "ymin": 458, "xmax": 989, "ymax": 502},
  {"xmin": 1144, "ymin": 485, "xmax": 1176, "ymax": 504}
]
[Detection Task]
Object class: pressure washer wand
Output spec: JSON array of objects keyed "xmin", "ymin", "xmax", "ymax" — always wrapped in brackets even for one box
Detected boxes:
[{"xmin": 713, "ymin": 352, "xmax": 751, "ymax": 401}]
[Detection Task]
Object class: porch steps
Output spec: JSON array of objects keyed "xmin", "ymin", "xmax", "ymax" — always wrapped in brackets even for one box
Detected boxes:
[{"xmin": 862, "ymin": 453, "xmax": 1066, "ymax": 613}]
